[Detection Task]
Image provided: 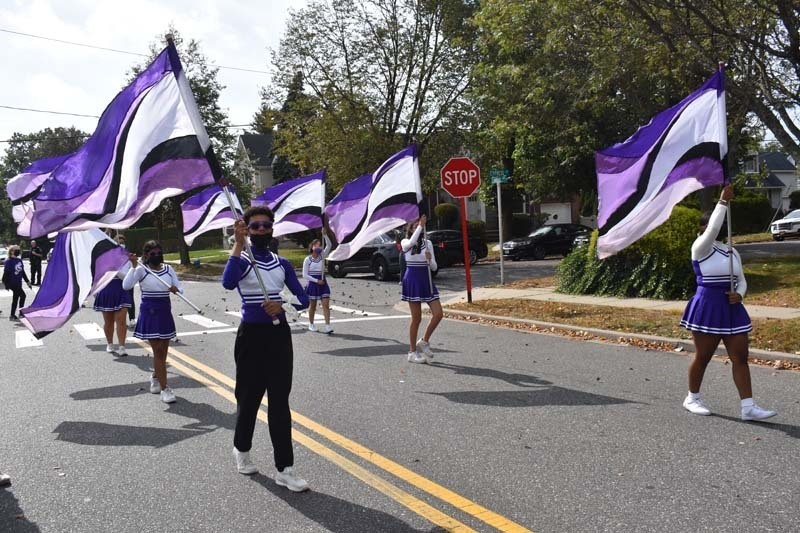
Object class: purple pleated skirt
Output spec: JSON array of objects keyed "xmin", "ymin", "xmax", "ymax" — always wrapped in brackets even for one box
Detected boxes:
[
  {"xmin": 134, "ymin": 297, "xmax": 176, "ymax": 340},
  {"xmin": 305, "ymin": 274, "xmax": 331, "ymax": 301},
  {"xmin": 93, "ymin": 279, "xmax": 133, "ymax": 312},
  {"xmin": 401, "ymin": 265, "xmax": 439, "ymax": 303},
  {"xmin": 680, "ymin": 286, "xmax": 752, "ymax": 335}
]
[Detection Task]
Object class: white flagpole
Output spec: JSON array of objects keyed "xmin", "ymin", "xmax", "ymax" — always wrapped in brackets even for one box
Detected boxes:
[
  {"xmin": 320, "ymin": 176, "xmax": 327, "ymax": 283},
  {"xmin": 424, "ymin": 225, "xmax": 433, "ymax": 294},
  {"xmin": 136, "ymin": 260, "xmax": 202, "ymax": 314}
]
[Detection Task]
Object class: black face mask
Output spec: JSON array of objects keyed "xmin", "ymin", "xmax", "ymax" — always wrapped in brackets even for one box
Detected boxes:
[
  {"xmin": 147, "ymin": 253, "xmax": 163, "ymax": 265},
  {"xmin": 250, "ymin": 234, "xmax": 273, "ymax": 249}
]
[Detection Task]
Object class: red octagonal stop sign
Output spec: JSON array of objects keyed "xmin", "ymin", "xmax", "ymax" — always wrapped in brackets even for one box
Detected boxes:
[{"xmin": 441, "ymin": 157, "xmax": 480, "ymax": 198}]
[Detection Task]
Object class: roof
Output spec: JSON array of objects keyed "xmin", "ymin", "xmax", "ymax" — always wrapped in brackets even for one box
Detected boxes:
[
  {"xmin": 743, "ymin": 172, "xmax": 785, "ymax": 189},
  {"xmin": 239, "ymin": 133, "xmax": 273, "ymax": 167},
  {"xmin": 759, "ymin": 151, "xmax": 796, "ymax": 172}
]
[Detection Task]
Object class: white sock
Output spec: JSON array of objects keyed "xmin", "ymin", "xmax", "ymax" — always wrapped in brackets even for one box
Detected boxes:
[
  {"xmin": 741, "ymin": 398, "xmax": 754, "ymax": 408},
  {"xmin": 688, "ymin": 391, "xmax": 702, "ymax": 401}
]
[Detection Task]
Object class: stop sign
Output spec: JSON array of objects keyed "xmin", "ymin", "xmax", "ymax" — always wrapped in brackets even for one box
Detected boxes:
[{"xmin": 441, "ymin": 157, "xmax": 480, "ymax": 198}]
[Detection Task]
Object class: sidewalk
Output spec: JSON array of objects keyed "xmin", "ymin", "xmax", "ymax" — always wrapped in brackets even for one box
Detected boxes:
[{"xmin": 442, "ymin": 286, "xmax": 800, "ymax": 320}]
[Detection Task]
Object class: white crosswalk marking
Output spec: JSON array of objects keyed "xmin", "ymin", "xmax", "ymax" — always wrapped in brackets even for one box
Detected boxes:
[
  {"xmin": 15, "ymin": 329, "xmax": 43, "ymax": 348},
  {"xmin": 329, "ymin": 305, "xmax": 381, "ymax": 316},
  {"xmin": 226, "ymin": 311, "xmax": 242, "ymax": 318},
  {"xmin": 181, "ymin": 314, "xmax": 231, "ymax": 328},
  {"xmin": 73, "ymin": 322, "xmax": 106, "ymax": 340}
]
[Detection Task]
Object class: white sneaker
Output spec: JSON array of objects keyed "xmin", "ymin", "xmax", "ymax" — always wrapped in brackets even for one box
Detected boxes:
[
  {"xmin": 308, "ymin": 323, "xmax": 318, "ymax": 332},
  {"xmin": 683, "ymin": 394, "xmax": 711, "ymax": 416},
  {"xmin": 233, "ymin": 447, "xmax": 258, "ymax": 475},
  {"xmin": 160, "ymin": 387, "xmax": 176, "ymax": 404},
  {"xmin": 116, "ymin": 345, "xmax": 127, "ymax": 357},
  {"xmin": 275, "ymin": 466, "xmax": 309, "ymax": 492},
  {"xmin": 149, "ymin": 376, "xmax": 162, "ymax": 394},
  {"xmin": 407, "ymin": 351, "xmax": 428, "ymax": 364},
  {"xmin": 742, "ymin": 404, "xmax": 777, "ymax": 421},
  {"xmin": 106, "ymin": 343, "xmax": 116, "ymax": 353},
  {"xmin": 323, "ymin": 324, "xmax": 333, "ymax": 334},
  {"xmin": 417, "ymin": 339, "xmax": 434, "ymax": 360},
  {"xmin": 0, "ymin": 472, "xmax": 10, "ymax": 487}
]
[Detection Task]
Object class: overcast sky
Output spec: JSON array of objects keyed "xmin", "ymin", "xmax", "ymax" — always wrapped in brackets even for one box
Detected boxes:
[{"xmin": 0, "ymin": 0, "xmax": 308, "ymax": 158}]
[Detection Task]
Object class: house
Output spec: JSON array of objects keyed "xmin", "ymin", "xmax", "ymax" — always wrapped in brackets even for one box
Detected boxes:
[
  {"xmin": 742, "ymin": 151, "xmax": 799, "ymax": 211},
  {"xmin": 237, "ymin": 133, "xmax": 275, "ymax": 192}
]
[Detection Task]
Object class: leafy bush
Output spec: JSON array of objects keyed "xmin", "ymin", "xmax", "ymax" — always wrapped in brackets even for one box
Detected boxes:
[
  {"xmin": 434, "ymin": 203, "xmax": 459, "ymax": 229},
  {"xmin": 731, "ymin": 190, "xmax": 774, "ymax": 234},
  {"xmin": 557, "ymin": 206, "xmax": 700, "ymax": 300},
  {"xmin": 465, "ymin": 220, "xmax": 487, "ymax": 240}
]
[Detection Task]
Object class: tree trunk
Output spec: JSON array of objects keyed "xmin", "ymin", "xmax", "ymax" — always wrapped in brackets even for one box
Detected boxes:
[{"xmin": 174, "ymin": 202, "xmax": 190, "ymax": 266}]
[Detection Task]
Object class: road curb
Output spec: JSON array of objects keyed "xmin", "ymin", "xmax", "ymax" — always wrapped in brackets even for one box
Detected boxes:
[{"xmin": 443, "ymin": 308, "xmax": 800, "ymax": 363}]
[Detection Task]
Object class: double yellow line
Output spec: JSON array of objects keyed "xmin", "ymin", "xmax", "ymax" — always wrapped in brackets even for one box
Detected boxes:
[{"xmin": 135, "ymin": 339, "xmax": 532, "ymax": 532}]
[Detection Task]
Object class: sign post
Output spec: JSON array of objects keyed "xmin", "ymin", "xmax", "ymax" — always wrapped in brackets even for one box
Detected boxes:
[
  {"xmin": 441, "ymin": 157, "xmax": 481, "ymax": 303},
  {"xmin": 489, "ymin": 168, "xmax": 511, "ymax": 285}
]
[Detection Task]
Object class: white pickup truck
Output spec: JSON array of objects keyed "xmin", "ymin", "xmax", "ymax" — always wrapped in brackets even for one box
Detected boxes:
[{"xmin": 771, "ymin": 209, "xmax": 800, "ymax": 241}]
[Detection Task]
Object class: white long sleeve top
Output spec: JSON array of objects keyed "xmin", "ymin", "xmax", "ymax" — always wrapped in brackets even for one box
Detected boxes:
[
  {"xmin": 690, "ymin": 203, "xmax": 747, "ymax": 297},
  {"xmin": 401, "ymin": 225, "xmax": 437, "ymax": 270},
  {"xmin": 122, "ymin": 264, "xmax": 183, "ymax": 298},
  {"xmin": 302, "ymin": 237, "xmax": 332, "ymax": 282}
]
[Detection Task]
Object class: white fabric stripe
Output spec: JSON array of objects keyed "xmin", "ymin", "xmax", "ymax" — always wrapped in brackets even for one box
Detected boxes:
[
  {"xmin": 679, "ymin": 320, "xmax": 752, "ymax": 334},
  {"xmin": 272, "ymin": 179, "xmax": 324, "ymax": 237},
  {"xmin": 184, "ymin": 192, "xmax": 240, "ymax": 246}
]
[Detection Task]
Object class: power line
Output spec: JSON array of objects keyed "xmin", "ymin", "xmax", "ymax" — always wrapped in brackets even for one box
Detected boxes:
[
  {"xmin": 0, "ymin": 105, "xmax": 100, "ymax": 119},
  {"xmin": 0, "ymin": 124, "xmax": 256, "ymax": 144},
  {"xmin": 0, "ymin": 28, "xmax": 269, "ymax": 74}
]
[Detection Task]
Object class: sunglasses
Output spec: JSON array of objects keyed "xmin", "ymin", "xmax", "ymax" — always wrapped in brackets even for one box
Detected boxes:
[
  {"xmin": 248, "ymin": 221, "xmax": 274, "ymax": 230},
  {"xmin": 147, "ymin": 249, "xmax": 162, "ymax": 257}
]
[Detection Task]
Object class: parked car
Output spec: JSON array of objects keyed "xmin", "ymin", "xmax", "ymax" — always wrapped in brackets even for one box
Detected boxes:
[
  {"xmin": 427, "ymin": 229, "xmax": 489, "ymax": 267},
  {"xmin": 328, "ymin": 232, "xmax": 400, "ymax": 281},
  {"xmin": 0, "ymin": 247, "xmax": 7, "ymax": 265},
  {"xmin": 771, "ymin": 209, "xmax": 800, "ymax": 241},
  {"xmin": 570, "ymin": 227, "xmax": 593, "ymax": 248},
  {"xmin": 502, "ymin": 223, "xmax": 593, "ymax": 260}
]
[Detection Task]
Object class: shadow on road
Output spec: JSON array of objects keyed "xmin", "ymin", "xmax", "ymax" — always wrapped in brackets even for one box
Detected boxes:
[
  {"xmin": 248, "ymin": 474, "xmax": 445, "ymax": 533},
  {"xmin": 52, "ymin": 421, "xmax": 207, "ymax": 448},
  {"xmin": 713, "ymin": 414, "xmax": 800, "ymax": 439},
  {"xmin": 69, "ymin": 375, "xmax": 204, "ymax": 401},
  {"xmin": 0, "ymin": 486, "xmax": 41, "ymax": 533},
  {"xmin": 425, "ymin": 388, "xmax": 634, "ymax": 408},
  {"xmin": 428, "ymin": 362, "xmax": 552, "ymax": 387}
]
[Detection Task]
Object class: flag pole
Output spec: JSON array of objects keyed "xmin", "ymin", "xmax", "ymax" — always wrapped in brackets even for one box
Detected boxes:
[
  {"xmin": 424, "ymin": 225, "xmax": 433, "ymax": 295},
  {"xmin": 719, "ymin": 61, "xmax": 734, "ymax": 297},
  {"xmin": 136, "ymin": 259, "xmax": 203, "ymax": 314},
  {"xmin": 320, "ymin": 170, "xmax": 327, "ymax": 283},
  {"xmin": 164, "ymin": 34, "xmax": 279, "ymax": 325}
]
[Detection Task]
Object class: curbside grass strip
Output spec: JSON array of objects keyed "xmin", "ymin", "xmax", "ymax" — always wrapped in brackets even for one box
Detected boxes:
[{"xmin": 443, "ymin": 308, "xmax": 800, "ymax": 364}]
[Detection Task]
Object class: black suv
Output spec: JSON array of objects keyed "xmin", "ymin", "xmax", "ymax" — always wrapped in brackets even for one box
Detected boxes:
[
  {"xmin": 427, "ymin": 229, "xmax": 488, "ymax": 267},
  {"xmin": 328, "ymin": 232, "xmax": 403, "ymax": 281},
  {"xmin": 502, "ymin": 224, "xmax": 592, "ymax": 260}
]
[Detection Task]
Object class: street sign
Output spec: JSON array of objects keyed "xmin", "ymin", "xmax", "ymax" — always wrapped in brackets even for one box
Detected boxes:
[
  {"xmin": 489, "ymin": 168, "xmax": 511, "ymax": 184},
  {"xmin": 441, "ymin": 157, "xmax": 481, "ymax": 198}
]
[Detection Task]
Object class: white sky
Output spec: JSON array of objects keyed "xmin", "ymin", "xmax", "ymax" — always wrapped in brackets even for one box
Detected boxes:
[{"xmin": 0, "ymin": 0, "xmax": 308, "ymax": 158}]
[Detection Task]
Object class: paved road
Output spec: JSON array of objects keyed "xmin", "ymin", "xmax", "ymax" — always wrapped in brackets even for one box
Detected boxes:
[{"xmin": 2, "ymin": 273, "xmax": 798, "ymax": 532}]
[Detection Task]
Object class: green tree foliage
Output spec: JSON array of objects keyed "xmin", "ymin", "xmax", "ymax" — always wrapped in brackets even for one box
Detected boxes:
[
  {"xmin": 0, "ymin": 127, "xmax": 88, "ymax": 242},
  {"xmin": 267, "ymin": 0, "xmax": 477, "ymax": 192},
  {"xmin": 558, "ymin": 206, "xmax": 700, "ymax": 300},
  {"xmin": 434, "ymin": 202, "xmax": 459, "ymax": 229}
]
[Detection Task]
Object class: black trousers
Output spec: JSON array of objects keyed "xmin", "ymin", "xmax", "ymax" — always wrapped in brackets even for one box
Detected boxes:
[
  {"xmin": 30, "ymin": 263, "xmax": 41, "ymax": 285},
  {"xmin": 127, "ymin": 290, "xmax": 136, "ymax": 320},
  {"xmin": 233, "ymin": 321, "xmax": 294, "ymax": 471},
  {"xmin": 10, "ymin": 285, "xmax": 26, "ymax": 316}
]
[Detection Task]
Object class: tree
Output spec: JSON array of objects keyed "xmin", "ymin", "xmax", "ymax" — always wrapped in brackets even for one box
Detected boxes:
[
  {"xmin": 129, "ymin": 27, "xmax": 239, "ymax": 264},
  {"xmin": 0, "ymin": 127, "xmax": 88, "ymax": 242},
  {"xmin": 267, "ymin": 0, "xmax": 477, "ymax": 192}
]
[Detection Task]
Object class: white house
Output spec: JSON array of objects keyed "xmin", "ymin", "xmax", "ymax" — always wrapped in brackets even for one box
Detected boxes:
[
  {"xmin": 743, "ymin": 151, "xmax": 799, "ymax": 211},
  {"xmin": 236, "ymin": 133, "xmax": 275, "ymax": 193}
]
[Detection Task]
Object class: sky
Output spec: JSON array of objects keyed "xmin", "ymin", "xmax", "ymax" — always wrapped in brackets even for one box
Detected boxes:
[{"xmin": 0, "ymin": 0, "xmax": 308, "ymax": 158}]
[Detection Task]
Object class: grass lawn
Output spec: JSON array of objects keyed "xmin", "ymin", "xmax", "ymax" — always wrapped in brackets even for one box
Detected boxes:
[
  {"xmin": 165, "ymin": 247, "xmax": 309, "ymax": 269},
  {"xmin": 446, "ymin": 299, "xmax": 800, "ymax": 355}
]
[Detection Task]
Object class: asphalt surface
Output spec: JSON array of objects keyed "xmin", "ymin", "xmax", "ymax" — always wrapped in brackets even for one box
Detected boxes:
[{"xmin": 2, "ymin": 259, "xmax": 799, "ymax": 532}]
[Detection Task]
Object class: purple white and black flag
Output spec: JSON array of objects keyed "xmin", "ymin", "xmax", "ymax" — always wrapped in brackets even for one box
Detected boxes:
[
  {"xmin": 181, "ymin": 185, "xmax": 243, "ymax": 246},
  {"xmin": 326, "ymin": 145, "xmax": 422, "ymax": 261},
  {"xmin": 9, "ymin": 41, "xmax": 219, "ymax": 239},
  {"xmin": 251, "ymin": 170, "xmax": 325, "ymax": 237},
  {"xmin": 20, "ymin": 229, "xmax": 129, "ymax": 339},
  {"xmin": 596, "ymin": 69, "xmax": 728, "ymax": 258}
]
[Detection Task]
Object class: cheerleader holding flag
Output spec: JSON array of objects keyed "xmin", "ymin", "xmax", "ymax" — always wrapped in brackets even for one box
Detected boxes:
[{"xmin": 303, "ymin": 234, "xmax": 333, "ymax": 333}]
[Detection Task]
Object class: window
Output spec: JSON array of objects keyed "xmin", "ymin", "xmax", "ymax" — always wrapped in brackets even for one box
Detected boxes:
[{"xmin": 744, "ymin": 157, "xmax": 758, "ymax": 173}]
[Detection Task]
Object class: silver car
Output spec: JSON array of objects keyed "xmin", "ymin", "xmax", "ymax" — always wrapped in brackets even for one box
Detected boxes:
[{"xmin": 771, "ymin": 209, "xmax": 800, "ymax": 241}]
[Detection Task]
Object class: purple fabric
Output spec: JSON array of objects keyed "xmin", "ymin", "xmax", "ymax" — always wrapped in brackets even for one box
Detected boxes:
[
  {"xmin": 252, "ymin": 170, "xmax": 325, "ymax": 205},
  {"xmin": 596, "ymin": 152, "xmax": 651, "ymax": 228},
  {"xmin": 183, "ymin": 184, "xmax": 223, "ymax": 208},
  {"xmin": 21, "ymin": 230, "xmax": 129, "ymax": 338},
  {"xmin": 7, "ymin": 154, "xmax": 72, "ymax": 202},
  {"xmin": 181, "ymin": 185, "xmax": 240, "ymax": 235},
  {"xmin": 658, "ymin": 156, "xmax": 724, "ymax": 193},
  {"xmin": 368, "ymin": 203, "xmax": 419, "ymax": 226},
  {"xmin": 324, "ymin": 174, "xmax": 372, "ymax": 242},
  {"xmin": 278, "ymin": 212, "xmax": 324, "ymax": 227}
]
